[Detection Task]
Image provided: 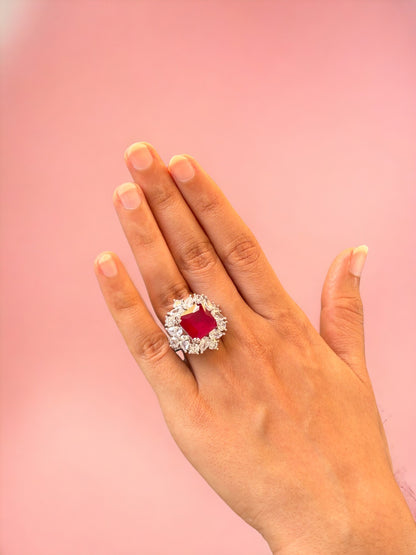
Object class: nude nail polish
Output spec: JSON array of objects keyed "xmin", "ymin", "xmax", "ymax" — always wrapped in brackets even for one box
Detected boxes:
[
  {"xmin": 125, "ymin": 143, "xmax": 153, "ymax": 170},
  {"xmin": 97, "ymin": 253, "xmax": 118, "ymax": 277},
  {"xmin": 169, "ymin": 155, "xmax": 195, "ymax": 182},
  {"xmin": 117, "ymin": 183, "xmax": 141, "ymax": 210},
  {"xmin": 349, "ymin": 245, "xmax": 368, "ymax": 277}
]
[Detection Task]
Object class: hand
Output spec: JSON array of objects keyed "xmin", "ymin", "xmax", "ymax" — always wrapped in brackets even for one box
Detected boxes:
[{"xmin": 94, "ymin": 142, "xmax": 416, "ymax": 554}]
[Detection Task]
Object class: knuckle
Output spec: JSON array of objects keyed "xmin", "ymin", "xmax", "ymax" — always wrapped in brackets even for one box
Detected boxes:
[
  {"xmin": 241, "ymin": 321, "xmax": 275, "ymax": 363},
  {"xmin": 224, "ymin": 234, "xmax": 261, "ymax": 271},
  {"xmin": 137, "ymin": 331, "xmax": 170, "ymax": 363},
  {"xmin": 112, "ymin": 290, "xmax": 140, "ymax": 314},
  {"xmin": 152, "ymin": 186, "xmax": 177, "ymax": 210},
  {"xmin": 246, "ymin": 332, "xmax": 271, "ymax": 361},
  {"xmin": 276, "ymin": 306, "xmax": 313, "ymax": 348},
  {"xmin": 197, "ymin": 192, "xmax": 221, "ymax": 215},
  {"xmin": 131, "ymin": 227, "xmax": 159, "ymax": 249},
  {"xmin": 179, "ymin": 240, "xmax": 217, "ymax": 274},
  {"xmin": 327, "ymin": 295, "xmax": 364, "ymax": 324},
  {"xmin": 157, "ymin": 282, "xmax": 190, "ymax": 314},
  {"xmin": 251, "ymin": 402, "xmax": 273, "ymax": 437}
]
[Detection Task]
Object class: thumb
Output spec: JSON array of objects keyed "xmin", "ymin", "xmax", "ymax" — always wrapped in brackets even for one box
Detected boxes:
[{"xmin": 320, "ymin": 245, "xmax": 369, "ymax": 382}]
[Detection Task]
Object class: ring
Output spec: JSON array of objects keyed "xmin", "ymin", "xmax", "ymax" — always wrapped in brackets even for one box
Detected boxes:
[{"xmin": 164, "ymin": 293, "xmax": 227, "ymax": 354}]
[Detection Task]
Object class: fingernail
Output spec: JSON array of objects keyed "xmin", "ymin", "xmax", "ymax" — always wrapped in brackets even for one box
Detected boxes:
[
  {"xmin": 117, "ymin": 182, "xmax": 141, "ymax": 210},
  {"xmin": 349, "ymin": 245, "xmax": 368, "ymax": 277},
  {"xmin": 96, "ymin": 253, "xmax": 118, "ymax": 277},
  {"xmin": 169, "ymin": 155, "xmax": 195, "ymax": 182},
  {"xmin": 125, "ymin": 143, "xmax": 153, "ymax": 170}
]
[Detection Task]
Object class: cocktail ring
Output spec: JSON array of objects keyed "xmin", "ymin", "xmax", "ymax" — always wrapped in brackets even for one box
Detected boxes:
[{"xmin": 164, "ymin": 293, "xmax": 227, "ymax": 354}]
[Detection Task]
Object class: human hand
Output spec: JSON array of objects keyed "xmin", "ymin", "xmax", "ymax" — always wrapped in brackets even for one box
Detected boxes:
[{"xmin": 94, "ymin": 142, "xmax": 416, "ymax": 554}]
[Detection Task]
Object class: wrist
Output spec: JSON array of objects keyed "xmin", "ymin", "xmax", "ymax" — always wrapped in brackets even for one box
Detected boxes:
[
  {"xmin": 269, "ymin": 519, "xmax": 416, "ymax": 555},
  {"xmin": 264, "ymin": 478, "xmax": 416, "ymax": 555}
]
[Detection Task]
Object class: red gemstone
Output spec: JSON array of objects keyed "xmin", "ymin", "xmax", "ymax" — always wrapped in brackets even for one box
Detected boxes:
[{"xmin": 180, "ymin": 304, "xmax": 217, "ymax": 339}]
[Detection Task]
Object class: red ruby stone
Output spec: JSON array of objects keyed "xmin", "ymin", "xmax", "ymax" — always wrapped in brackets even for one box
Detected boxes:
[{"xmin": 180, "ymin": 304, "xmax": 217, "ymax": 339}]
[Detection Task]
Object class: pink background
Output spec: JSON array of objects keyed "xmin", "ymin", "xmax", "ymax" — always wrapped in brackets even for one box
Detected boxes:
[{"xmin": 1, "ymin": 1, "xmax": 415, "ymax": 553}]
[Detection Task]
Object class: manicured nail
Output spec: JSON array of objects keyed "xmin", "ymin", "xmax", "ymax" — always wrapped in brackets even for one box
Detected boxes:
[
  {"xmin": 117, "ymin": 182, "xmax": 141, "ymax": 210},
  {"xmin": 96, "ymin": 253, "xmax": 118, "ymax": 277},
  {"xmin": 349, "ymin": 245, "xmax": 368, "ymax": 277},
  {"xmin": 125, "ymin": 143, "xmax": 153, "ymax": 170},
  {"xmin": 169, "ymin": 155, "xmax": 195, "ymax": 182}
]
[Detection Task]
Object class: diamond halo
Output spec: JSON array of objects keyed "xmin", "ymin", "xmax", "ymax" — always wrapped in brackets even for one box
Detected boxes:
[{"xmin": 164, "ymin": 293, "xmax": 227, "ymax": 355}]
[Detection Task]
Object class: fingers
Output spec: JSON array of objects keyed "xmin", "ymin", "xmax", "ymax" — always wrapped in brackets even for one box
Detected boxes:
[
  {"xmin": 124, "ymin": 142, "xmax": 289, "ymax": 320},
  {"xmin": 93, "ymin": 251, "xmax": 197, "ymax": 405},
  {"xmin": 166, "ymin": 153, "xmax": 290, "ymax": 320},
  {"xmin": 122, "ymin": 142, "xmax": 249, "ymax": 339}
]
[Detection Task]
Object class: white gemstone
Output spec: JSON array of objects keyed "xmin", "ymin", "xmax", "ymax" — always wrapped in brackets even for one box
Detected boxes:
[
  {"xmin": 165, "ymin": 315, "xmax": 177, "ymax": 327},
  {"xmin": 167, "ymin": 326, "xmax": 183, "ymax": 337},
  {"xmin": 218, "ymin": 321, "xmax": 227, "ymax": 331},
  {"xmin": 169, "ymin": 337, "xmax": 180, "ymax": 349},
  {"xmin": 180, "ymin": 338, "xmax": 190, "ymax": 351},
  {"xmin": 209, "ymin": 328, "xmax": 223, "ymax": 339},
  {"xmin": 183, "ymin": 296, "xmax": 194, "ymax": 309},
  {"xmin": 188, "ymin": 342, "xmax": 200, "ymax": 354},
  {"xmin": 199, "ymin": 337, "xmax": 209, "ymax": 353},
  {"xmin": 207, "ymin": 338, "xmax": 217, "ymax": 349}
]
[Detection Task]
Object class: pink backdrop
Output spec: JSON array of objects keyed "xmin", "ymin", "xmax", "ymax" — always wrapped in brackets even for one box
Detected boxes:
[{"xmin": 1, "ymin": 1, "xmax": 415, "ymax": 553}]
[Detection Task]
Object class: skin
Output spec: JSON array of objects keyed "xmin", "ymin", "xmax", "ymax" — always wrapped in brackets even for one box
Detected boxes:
[{"xmin": 94, "ymin": 142, "xmax": 416, "ymax": 554}]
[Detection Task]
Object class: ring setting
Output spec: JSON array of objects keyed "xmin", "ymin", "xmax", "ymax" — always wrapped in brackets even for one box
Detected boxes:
[{"xmin": 164, "ymin": 293, "xmax": 227, "ymax": 355}]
